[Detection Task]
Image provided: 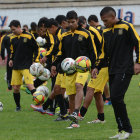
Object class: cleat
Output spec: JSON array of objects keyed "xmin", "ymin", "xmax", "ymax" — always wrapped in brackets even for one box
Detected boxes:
[
  {"xmin": 68, "ymin": 112, "xmax": 77, "ymax": 122},
  {"xmin": 87, "ymin": 118, "xmax": 106, "ymax": 124},
  {"xmin": 30, "ymin": 104, "xmax": 55, "ymax": 116},
  {"xmin": 15, "ymin": 106, "xmax": 21, "ymax": 112},
  {"xmin": 118, "ymin": 131, "xmax": 131, "ymax": 139},
  {"xmin": 104, "ymin": 100, "xmax": 112, "ymax": 105},
  {"xmin": 109, "ymin": 132, "xmax": 121, "ymax": 139},
  {"xmin": 54, "ymin": 114, "xmax": 69, "ymax": 121},
  {"xmin": 66, "ymin": 121, "xmax": 80, "ymax": 129},
  {"xmin": 30, "ymin": 104, "xmax": 46, "ymax": 114}
]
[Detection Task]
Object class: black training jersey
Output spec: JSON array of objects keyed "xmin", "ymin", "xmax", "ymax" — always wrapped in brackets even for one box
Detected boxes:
[
  {"xmin": 54, "ymin": 26, "xmax": 97, "ymax": 69},
  {"xmin": 0, "ymin": 33, "xmax": 13, "ymax": 60},
  {"xmin": 10, "ymin": 30, "xmax": 39, "ymax": 70},
  {"xmin": 98, "ymin": 19, "xmax": 140, "ymax": 74},
  {"xmin": 86, "ymin": 25, "xmax": 102, "ymax": 57}
]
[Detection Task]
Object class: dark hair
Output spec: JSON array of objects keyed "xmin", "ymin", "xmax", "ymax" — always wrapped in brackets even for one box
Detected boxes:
[
  {"xmin": 38, "ymin": 17, "xmax": 48, "ymax": 28},
  {"xmin": 47, "ymin": 18, "xmax": 58, "ymax": 28},
  {"xmin": 55, "ymin": 15, "xmax": 66, "ymax": 25},
  {"xmin": 23, "ymin": 24, "xmax": 28, "ymax": 29},
  {"xmin": 66, "ymin": 10, "xmax": 78, "ymax": 20},
  {"xmin": 100, "ymin": 7, "xmax": 116, "ymax": 17},
  {"xmin": 9, "ymin": 20, "xmax": 21, "ymax": 27},
  {"xmin": 30, "ymin": 22, "xmax": 37, "ymax": 30},
  {"xmin": 88, "ymin": 15, "xmax": 98, "ymax": 22},
  {"xmin": 78, "ymin": 16, "xmax": 87, "ymax": 26}
]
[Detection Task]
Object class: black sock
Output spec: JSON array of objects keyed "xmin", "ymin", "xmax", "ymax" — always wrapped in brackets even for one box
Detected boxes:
[
  {"xmin": 30, "ymin": 89, "xmax": 36, "ymax": 95},
  {"xmin": 13, "ymin": 93, "xmax": 20, "ymax": 107},
  {"xmin": 80, "ymin": 106, "xmax": 87, "ymax": 117},
  {"xmin": 98, "ymin": 113, "xmax": 104, "ymax": 121},
  {"xmin": 56, "ymin": 94, "xmax": 67, "ymax": 115},
  {"xmin": 34, "ymin": 78, "xmax": 44, "ymax": 88},
  {"xmin": 106, "ymin": 97, "xmax": 111, "ymax": 101},
  {"xmin": 43, "ymin": 98, "xmax": 53, "ymax": 110}
]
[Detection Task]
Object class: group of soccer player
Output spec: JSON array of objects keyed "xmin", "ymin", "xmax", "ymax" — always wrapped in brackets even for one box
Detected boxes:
[{"xmin": 0, "ymin": 6, "xmax": 140, "ymax": 139}]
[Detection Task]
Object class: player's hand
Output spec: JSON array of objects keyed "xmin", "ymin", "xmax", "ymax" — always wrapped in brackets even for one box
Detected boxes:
[
  {"xmin": 40, "ymin": 56, "xmax": 47, "ymax": 64},
  {"xmin": 9, "ymin": 60, "xmax": 13, "ymax": 67},
  {"xmin": 91, "ymin": 68, "xmax": 99, "ymax": 79},
  {"xmin": 51, "ymin": 66, "xmax": 57, "ymax": 77},
  {"xmin": 134, "ymin": 63, "xmax": 140, "ymax": 75}
]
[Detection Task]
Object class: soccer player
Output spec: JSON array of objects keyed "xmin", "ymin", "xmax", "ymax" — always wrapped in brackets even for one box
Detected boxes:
[
  {"xmin": 92, "ymin": 7, "xmax": 140, "ymax": 139},
  {"xmin": 88, "ymin": 15, "xmax": 103, "ymax": 31},
  {"xmin": 8, "ymin": 20, "xmax": 39, "ymax": 111},
  {"xmin": 68, "ymin": 16, "xmax": 107, "ymax": 124},
  {"xmin": 0, "ymin": 32, "xmax": 13, "ymax": 90},
  {"xmin": 30, "ymin": 22, "xmax": 38, "ymax": 39},
  {"xmin": 51, "ymin": 11, "xmax": 97, "ymax": 128},
  {"xmin": 31, "ymin": 18, "xmax": 68, "ymax": 121},
  {"xmin": 55, "ymin": 15, "xmax": 69, "ymax": 30},
  {"xmin": 87, "ymin": 15, "xmax": 111, "ymax": 105}
]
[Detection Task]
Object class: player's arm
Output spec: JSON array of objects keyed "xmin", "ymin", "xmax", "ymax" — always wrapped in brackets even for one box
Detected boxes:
[
  {"xmin": 87, "ymin": 32, "xmax": 98, "ymax": 69},
  {"xmin": 31, "ymin": 35, "xmax": 40, "ymax": 62},
  {"xmin": 129, "ymin": 23, "xmax": 140, "ymax": 64},
  {"xmin": 0, "ymin": 35, "xmax": 6, "ymax": 60},
  {"xmin": 128, "ymin": 23, "xmax": 140, "ymax": 74}
]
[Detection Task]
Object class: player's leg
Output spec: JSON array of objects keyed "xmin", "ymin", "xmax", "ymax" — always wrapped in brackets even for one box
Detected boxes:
[
  {"xmin": 72, "ymin": 71, "xmax": 89, "ymax": 116},
  {"xmin": 109, "ymin": 73, "xmax": 132, "ymax": 137},
  {"xmin": 11, "ymin": 70, "xmax": 23, "ymax": 111},
  {"xmin": 6, "ymin": 59, "xmax": 12, "ymax": 90},
  {"xmin": 104, "ymin": 83, "xmax": 111, "ymax": 105},
  {"xmin": 22, "ymin": 69, "xmax": 36, "ymax": 95}
]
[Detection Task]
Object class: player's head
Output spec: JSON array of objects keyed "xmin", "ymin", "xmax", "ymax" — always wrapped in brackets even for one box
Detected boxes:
[
  {"xmin": 23, "ymin": 24, "xmax": 28, "ymax": 32},
  {"xmin": 55, "ymin": 15, "xmax": 68, "ymax": 29},
  {"xmin": 47, "ymin": 18, "xmax": 59, "ymax": 35},
  {"xmin": 66, "ymin": 10, "xmax": 78, "ymax": 31},
  {"xmin": 78, "ymin": 16, "xmax": 87, "ymax": 28},
  {"xmin": 30, "ymin": 22, "xmax": 37, "ymax": 31},
  {"xmin": 88, "ymin": 15, "xmax": 99, "ymax": 27},
  {"xmin": 38, "ymin": 17, "xmax": 48, "ymax": 37},
  {"xmin": 9, "ymin": 20, "xmax": 22, "ymax": 35},
  {"xmin": 100, "ymin": 7, "xmax": 116, "ymax": 28}
]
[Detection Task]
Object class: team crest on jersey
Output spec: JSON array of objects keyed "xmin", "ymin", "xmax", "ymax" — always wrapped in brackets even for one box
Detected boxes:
[
  {"xmin": 78, "ymin": 35, "xmax": 83, "ymax": 41},
  {"xmin": 23, "ymin": 38, "xmax": 27, "ymax": 43},
  {"xmin": 118, "ymin": 29, "xmax": 123, "ymax": 35}
]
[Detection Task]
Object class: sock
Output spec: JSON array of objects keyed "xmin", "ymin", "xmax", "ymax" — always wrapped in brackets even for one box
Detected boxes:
[
  {"xmin": 106, "ymin": 97, "xmax": 111, "ymax": 101},
  {"xmin": 56, "ymin": 94, "xmax": 67, "ymax": 115},
  {"xmin": 30, "ymin": 89, "xmax": 36, "ymax": 95},
  {"xmin": 13, "ymin": 93, "xmax": 20, "ymax": 107},
  {"xmin": 73, "ymin": 109, "xmax": 79, "ymax": 116},
  {"xmin": 98, "ymin": 113, "xmax": 104, "ymax": 121},
  {"xmin": 34, "ymin": 78, "xmax": 44, "ymax": 88},
  {"xmin": 80, "ymin": 106, "xmax": 87, "ymax": 117},
  {"xmin": 43, "ymin": 98, "xmax": 53, "ymax": 110}
]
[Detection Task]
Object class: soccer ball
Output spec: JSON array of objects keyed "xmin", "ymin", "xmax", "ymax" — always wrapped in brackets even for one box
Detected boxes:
[
  {"xmin": 61, "ymin": 58, "xmax": 76, "ymax": 74},
  {"xmin": 30, "ymin": 63, "xmax": 44, "ymax": 77},
  {"xmin": 36, "ymin": 86, "xmax": 49, "ymax": 97},
  {"xmin": 0, "ymin": 102, "xmax": 3, "ymax": 111},
  {"xmin": 75, "ymin": 56, "xmax": 91, "ymax": 73},
  {"xmin": 33, "ymin": 91, "xmax": 45, "ymax": 105},
  {"xmin": 40, "ymin": 48, "xmax": 47, "ymax": 59},
  {"xmin": 36, "ymin": 37, "xmax": 46, "ymax": 47},
  {"xmin": 38, "ymin": 68, "xmax": 50, "ymax": 81}
]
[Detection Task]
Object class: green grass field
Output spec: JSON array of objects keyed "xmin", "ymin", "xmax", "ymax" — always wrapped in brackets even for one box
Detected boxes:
[{"xmin": 0, "ymin": 66, "xmax": 140, "ymax": 140}]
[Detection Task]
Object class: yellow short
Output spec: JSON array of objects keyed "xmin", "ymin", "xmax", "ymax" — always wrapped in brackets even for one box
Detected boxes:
[
  {"xmin": 88, "ymin": 67, "xmax": 109, "ymax": 93},
  {"xmin": 55, "ymin": 73, "xmax": 66, "ymax": 88},
  {"xmin": 11, "ymin": 69, "xmax": 34, "ymax": 85},
  {"xmin": 66, "ymin": 71, "xmax": 89, "ymax": 95}
]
